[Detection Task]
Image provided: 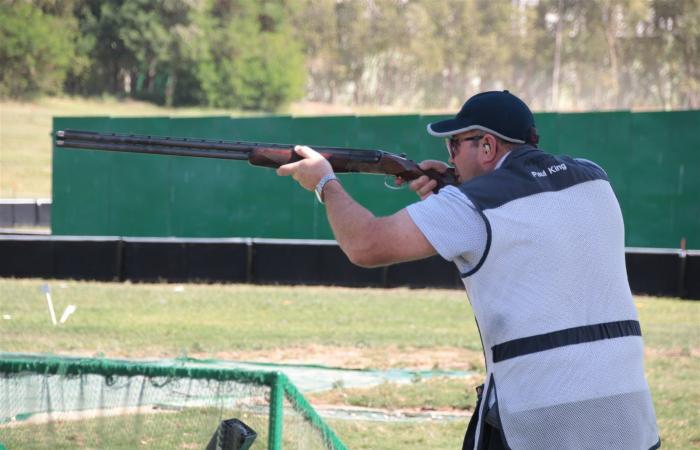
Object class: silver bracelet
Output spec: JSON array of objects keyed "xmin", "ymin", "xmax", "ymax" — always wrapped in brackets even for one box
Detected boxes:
[{"xmin": 314, "ymin": 173, "xmax": 338, "ymax": 204}]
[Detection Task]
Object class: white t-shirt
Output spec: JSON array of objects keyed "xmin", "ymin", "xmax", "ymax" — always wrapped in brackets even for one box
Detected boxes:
[
  {"xmin": 406, "ymin": 185, "xmax": 487, "ymax": 274},
  {"xmin": 405, "ymin": 154, "xmax": 510, "ymax": 408},
  {"xmin": 405, "ymin": 153, "xmax": 510, "ymax": 274}
]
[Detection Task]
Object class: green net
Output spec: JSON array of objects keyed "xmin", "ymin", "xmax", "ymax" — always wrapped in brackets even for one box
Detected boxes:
[{"xmin": 0, "ymin": 354, "xmax": 346, "ymax": 450}]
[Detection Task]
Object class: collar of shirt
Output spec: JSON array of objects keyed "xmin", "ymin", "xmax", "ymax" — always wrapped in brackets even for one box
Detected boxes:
[
  {"xmin": 495, "ymin": 144, "xmax": 536, "ymax": 170},
  {"xmin": 495, "ymin": 151, "xmax": 511, "ymax": 170}
]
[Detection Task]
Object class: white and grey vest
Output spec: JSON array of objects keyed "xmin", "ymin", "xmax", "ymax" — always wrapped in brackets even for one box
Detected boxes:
[{"xmin": 459, "ymin": 147, "xmax": 659, "ymax": 450}]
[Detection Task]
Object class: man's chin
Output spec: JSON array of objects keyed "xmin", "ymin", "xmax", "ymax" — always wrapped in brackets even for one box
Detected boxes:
[{"xmin": 457, "ymin": 171, "xmax": 479, "ymax": 183}]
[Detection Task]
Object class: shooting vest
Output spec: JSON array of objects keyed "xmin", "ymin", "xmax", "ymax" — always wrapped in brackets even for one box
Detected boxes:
[{"xmin": 459, "ymin": 147, "xmax": 659, "ymax": 450}]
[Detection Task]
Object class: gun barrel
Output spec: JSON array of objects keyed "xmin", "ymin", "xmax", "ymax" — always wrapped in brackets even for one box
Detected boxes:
[
  {"xmin": 55, "ymin": 130, "xmax": 382, "ymax": 163},
  {"xmin": 58, "ymin": 129, "xmax": 270, "ymax": 154},
  {"xmin": 56, "ymin": 139, "xmax": 251, "ymax": 160}
]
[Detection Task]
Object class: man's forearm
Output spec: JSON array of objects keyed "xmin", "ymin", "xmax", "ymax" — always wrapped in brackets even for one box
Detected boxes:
[
  {"xmin": 274, "ymin": 146, "xmax": 436, "ymax": 267},
  {"xmin": 321, "ymin": 180, "xmax": 378, "ymax": 265}
]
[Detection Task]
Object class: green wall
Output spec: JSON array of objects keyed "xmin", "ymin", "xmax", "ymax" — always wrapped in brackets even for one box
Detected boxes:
[{"xmin": 52, "ymin": 111, "xmax": 700, "ymax": 248}]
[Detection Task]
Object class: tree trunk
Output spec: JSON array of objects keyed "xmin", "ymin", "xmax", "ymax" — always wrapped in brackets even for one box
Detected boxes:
[
  {"xmin": 165, "ymin": 72, "xmax": 176, "ymax": 107},
  {"xmin": 603, "ymin": 1, "xmax": 621, "ymax": 108},
  {"xmin": 551, "ymin": 0, "xmax": 564, "ymax": 111}
]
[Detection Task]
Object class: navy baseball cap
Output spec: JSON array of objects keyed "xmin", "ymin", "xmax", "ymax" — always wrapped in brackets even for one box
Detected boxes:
[{"xmin": 427, "ymin": 90, "xmax": 538, "ymax": 145}]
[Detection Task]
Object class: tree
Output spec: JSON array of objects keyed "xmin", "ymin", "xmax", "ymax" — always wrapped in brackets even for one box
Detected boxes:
[
  {"xmin": 649, "ymin": 0, "xmax": 700, "ymax": 108},
  {"xmin": 0, "ymin": 1, "xmax": 77, "ymax": 98},
  {"xmin": 65, "ymin": 0, "xmax": 201, "ymax": 105},
  {"xmin": 3, "ymin": 0, "xmax": 698, "ymax": 111},
  {"xmin": 196, "ymin": 0, "xmax": 305, "ymax": 110}
]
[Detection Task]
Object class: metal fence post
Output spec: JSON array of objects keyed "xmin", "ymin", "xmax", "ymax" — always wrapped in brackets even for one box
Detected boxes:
[{"xmin": 268, "ymin": 372, "xmax": 284, "ymax": 450}]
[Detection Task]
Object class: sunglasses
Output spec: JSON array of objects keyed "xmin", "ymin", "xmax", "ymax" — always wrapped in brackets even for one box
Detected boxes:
[{"xmin": 445, "ymin": 135, "xmax": 484, "ymax": 159}]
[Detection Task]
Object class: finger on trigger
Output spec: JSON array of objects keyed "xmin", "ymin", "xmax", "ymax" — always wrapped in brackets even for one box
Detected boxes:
[
  {"xmin": 421, "ymin": 180, "xmax": 436, "ymax": 195},
  {"xmin": 410, "ymin": 175, "xmax": 424, "ymax": 186}
]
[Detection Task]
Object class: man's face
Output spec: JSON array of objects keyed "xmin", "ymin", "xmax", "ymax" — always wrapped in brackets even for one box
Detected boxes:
[{"xmin": 446, "ymin": 131, "xmax": 485, "ymax": 183}]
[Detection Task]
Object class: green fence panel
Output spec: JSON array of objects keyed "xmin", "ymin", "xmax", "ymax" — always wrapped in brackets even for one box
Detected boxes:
[
  {"xmin": 227, "ymin": 116, "xmax": 306, "ymax": 238},
  {"xmin": 106, "ymin": 117, "xmax": 173, "ymax": 236},
  {"xmin": 52, "ymin": 112, "xmax": 699, "ymax": 248},
  {"xmin": 166, "ymin": 116, "xmax": 235, "ymax": 237},
  {"xmin": 629, "ymin": 111, "xmax": 700, "ymax": 248},
  {"xmin": 53, "ymin": 117, "xmax": 114, "ymax": 235}
]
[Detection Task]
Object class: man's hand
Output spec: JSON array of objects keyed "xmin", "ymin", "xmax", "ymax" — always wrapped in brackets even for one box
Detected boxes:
[
  {"xmin": 276, "ymin": 145, "xmax": 334, "ymax": 191},
  {"xmin": 396, "ymin": 160, "xmax": 451, "ymax": 200}
]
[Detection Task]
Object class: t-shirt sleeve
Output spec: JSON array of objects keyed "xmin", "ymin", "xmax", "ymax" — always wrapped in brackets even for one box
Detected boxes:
[{"xmin": 405, "ymin": 185, "xmax": 488, "ymax": 266}]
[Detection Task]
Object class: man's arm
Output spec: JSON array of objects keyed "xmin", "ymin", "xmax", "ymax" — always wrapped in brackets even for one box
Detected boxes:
[
  {"xmin": 277, "ymin": 145, "xmax": 436, "ymax": 268},
  {"xmin": 321, "ymin": 181, "xmax": 436, "ymax": 267}
]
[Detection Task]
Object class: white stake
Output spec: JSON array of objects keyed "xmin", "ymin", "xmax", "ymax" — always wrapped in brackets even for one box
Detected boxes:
[
  {"xmin": 59, "ymin": 305, "xmax": 77, "ymax": 324},
  {"xmin": 41, "ymin": 284, "xmax": 57, "ymax": 326}
]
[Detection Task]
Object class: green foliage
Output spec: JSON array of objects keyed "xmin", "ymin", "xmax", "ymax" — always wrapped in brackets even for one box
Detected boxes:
[
  {"xmin": 66, "ymin": 0, "xmax": 203, "ymax": 106},
  {"xmin": 197, "ymin": 0, "xmax": 305, "ymax": 110},
  {"xmin": 60, "ymin": 0, "xmax": 304, "ymax": 110},
  {"xmin": 1, "ymin": 0, "xmax": 698, "ymax": 110},
  {"xmin": 0, "ymin": 2, "xmax": 77, "ymax": 98},
  {"xmin": 287, "ymin": 0, "xmax": 700, "ymax": 110}
]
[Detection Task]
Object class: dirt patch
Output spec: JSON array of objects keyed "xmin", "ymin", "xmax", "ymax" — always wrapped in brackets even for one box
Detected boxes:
[
  {"xmin": 645, "ymin": 347, "xmax": 700, "ymax": 358},
  {"xmin": 0, "ymin": 405, "xmax": 175, "ymax": 428},
  {"xmin": 54, "ymin": 345, "xmax": 485, "ymax": 371},
  {"xmin": 205, "ymin": 345, "xmax": 484, "ymax": 371},
  {"xmin": 312, "ymin": 403, "xmax": 474, "ymax": 416}
]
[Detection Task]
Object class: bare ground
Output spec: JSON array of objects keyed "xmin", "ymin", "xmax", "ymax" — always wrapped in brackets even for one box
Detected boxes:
[
  {"xmin": 55, "ymin": 345, "xmax": 485, "ymax": 371},
  {"xmin": 312, "ymin": 403, "xmax": 475, "ymax": 416},
  {"xmin": 204, "ymin": 345, "xmax": 485, "ymax": 371}
]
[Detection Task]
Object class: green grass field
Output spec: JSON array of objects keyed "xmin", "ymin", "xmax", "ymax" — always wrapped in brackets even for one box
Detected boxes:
[
  {"xmin": 0, "ymin": 279, "xmax": 698, "ymax": 449},
  {"xmin": 1, "ymin": 406, "xmax": 466, "ymax": 450}
]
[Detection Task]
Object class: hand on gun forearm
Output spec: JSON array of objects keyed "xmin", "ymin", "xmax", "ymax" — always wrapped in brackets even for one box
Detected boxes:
[
  {"xmin": 276, "ymin": 145, "xmax": 333, "ymax": 191},
  {"xmin": 396, "ymin": 160, "xmax": 451, "ymax": 200}
]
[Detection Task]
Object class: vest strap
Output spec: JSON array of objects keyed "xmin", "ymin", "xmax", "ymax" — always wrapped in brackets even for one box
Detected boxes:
[{"xmin": 492, "ymin": 320, "xmax": 641, "ymax": 363}]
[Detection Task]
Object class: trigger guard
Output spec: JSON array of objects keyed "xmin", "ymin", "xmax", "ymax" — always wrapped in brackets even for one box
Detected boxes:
[{"xmin": 384, "ymin": 175, "xmax": 405, "ymax": 190}]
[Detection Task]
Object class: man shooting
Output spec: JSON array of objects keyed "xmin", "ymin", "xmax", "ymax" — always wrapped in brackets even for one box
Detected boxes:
[{"xmin": 277, "ymin": 90, "xmax": 660, "ymax": 450}]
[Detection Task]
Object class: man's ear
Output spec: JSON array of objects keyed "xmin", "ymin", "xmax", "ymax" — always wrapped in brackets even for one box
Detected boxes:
[{"xmin": 481, "ymin": 134, "xmax": 498, "ymax": 164}]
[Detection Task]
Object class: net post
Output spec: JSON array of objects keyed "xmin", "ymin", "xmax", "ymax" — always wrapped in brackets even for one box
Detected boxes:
[
  {"xmin": 282, "ymin": 377, "xmax": 348, "ymax": 450},
  {"xmin": 268, "ymin": 371, "xmax": 285, "ymax": 450}
]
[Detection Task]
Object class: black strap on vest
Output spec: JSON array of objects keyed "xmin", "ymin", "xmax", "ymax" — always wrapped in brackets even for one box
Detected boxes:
[{"xmin": 491, "ymin": 320, "xmax": 641, "ymax": 363}]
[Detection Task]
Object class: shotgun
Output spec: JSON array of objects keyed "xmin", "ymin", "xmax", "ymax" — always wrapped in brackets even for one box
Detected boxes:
[{"xmin": 54, "ymin": 130, "xmax": 457, "ymax": 193}]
